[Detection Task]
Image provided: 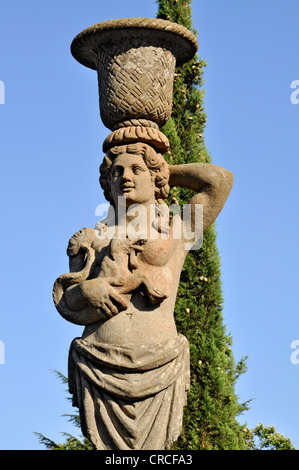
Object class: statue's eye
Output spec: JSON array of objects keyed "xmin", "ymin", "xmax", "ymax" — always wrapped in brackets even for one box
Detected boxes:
[
  {"xmin": 132, "ymin": 166, "xmax": 144, "ymax": 174},
  {"xmin": 112, "ymin": 166, "xmax": 122, "ymax": 177}
]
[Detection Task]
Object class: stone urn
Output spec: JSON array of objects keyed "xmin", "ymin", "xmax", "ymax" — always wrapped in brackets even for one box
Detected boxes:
[{"xmin": 71, "ymin": 17, "xmax": 198, "ymax": 152}]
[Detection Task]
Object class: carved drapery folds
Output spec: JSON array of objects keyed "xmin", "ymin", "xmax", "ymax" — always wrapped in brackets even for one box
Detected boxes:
[{"xmin": 68, "ymin": 334, "xmax": 190, "ymax": 450}]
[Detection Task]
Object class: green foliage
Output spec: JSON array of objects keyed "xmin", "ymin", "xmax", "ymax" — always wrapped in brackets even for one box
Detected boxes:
[
  {"xmin": 244, "ymin": 424, "xmax": 296, "ymax": 450},
  {"xmin": 35, "ymin": 371, "xmax": 93, "ymax": 450},
  {"xmin": 35, "ymin": 432, "xmax": 92, "ymax": 451},
  {"xmin": 157, "ymin": 0, "xmax": 249, "ymax": 450},
  {"xmin": 156, "ymin": 0, "xmax": 193, "ymax": 31}
]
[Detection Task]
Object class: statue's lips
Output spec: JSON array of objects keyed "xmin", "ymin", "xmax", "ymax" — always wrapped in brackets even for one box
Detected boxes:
[{"xmin": 121, "ymin": 185, "xmax": 135, "ymax": 192}]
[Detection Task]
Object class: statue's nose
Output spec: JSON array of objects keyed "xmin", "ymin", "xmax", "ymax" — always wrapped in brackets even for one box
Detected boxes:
[{"xmin": 122, "ymin": 168, "xmax": 133, "ymax": 181}]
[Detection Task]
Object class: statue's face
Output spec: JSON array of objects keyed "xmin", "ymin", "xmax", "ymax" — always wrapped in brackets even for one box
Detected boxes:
[{"xmin": 110, "ymin": 153, "xmax": 156, "ymax": 207}]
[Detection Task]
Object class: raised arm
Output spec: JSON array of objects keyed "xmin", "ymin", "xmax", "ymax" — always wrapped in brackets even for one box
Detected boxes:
[{"xmin": 168, "ymin": 162, "xmax": 233, "ymax": 233}]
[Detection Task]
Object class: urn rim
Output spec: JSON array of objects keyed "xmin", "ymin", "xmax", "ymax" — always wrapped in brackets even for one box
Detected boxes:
[{"xmin": 71, "ymin": 17, "xmax": 198, "ymax": 69}]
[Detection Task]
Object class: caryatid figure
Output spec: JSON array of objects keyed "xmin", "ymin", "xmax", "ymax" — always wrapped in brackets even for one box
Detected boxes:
[{"xmin": 53, "ymin": 18, "xmax": 233, "ymax": 450}]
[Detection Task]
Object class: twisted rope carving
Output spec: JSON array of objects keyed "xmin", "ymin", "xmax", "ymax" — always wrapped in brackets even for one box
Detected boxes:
[{"xmin": 112, "ymin": 119, "xmax": 159, "ymax": 131}]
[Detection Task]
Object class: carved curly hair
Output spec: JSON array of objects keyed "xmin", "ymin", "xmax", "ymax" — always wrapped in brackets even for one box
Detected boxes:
[{"xmin": 99, "ymin": 143, "xmax": 170, "ymax": 205}]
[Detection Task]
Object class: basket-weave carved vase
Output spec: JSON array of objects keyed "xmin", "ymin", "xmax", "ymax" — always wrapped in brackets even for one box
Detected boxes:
[{"xmin": 71, "ymin": 18, "xmax": 198, "ymax": 130}]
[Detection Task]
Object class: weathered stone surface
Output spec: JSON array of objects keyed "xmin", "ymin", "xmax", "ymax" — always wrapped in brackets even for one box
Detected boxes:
[
  {"xmin": 68, "ymin": 334, "xmax": 190, "ymax": 449},
  {"xmin": 70, "ymin": 17, "xmax": 198, "ymax": 130},
  {"xmin": 53, "ymin": 18, "xmax": 233, "ymax": 450}
]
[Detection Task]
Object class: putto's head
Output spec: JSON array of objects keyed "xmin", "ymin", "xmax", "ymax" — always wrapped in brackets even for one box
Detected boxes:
[{"xmin": 99, "ymin": 143, "xmax": 170, "ymax": 206}]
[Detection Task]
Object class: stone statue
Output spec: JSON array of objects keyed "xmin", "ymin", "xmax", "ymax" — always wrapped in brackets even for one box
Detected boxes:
[{"xmin": 53, "ymin": 18, "xmax": 233, "ymax": 450}]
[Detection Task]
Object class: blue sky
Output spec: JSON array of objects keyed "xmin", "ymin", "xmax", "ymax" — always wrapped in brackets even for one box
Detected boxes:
[{"xmin": 0, "ymin": 0, "xmax": 299, "ymax": 450}]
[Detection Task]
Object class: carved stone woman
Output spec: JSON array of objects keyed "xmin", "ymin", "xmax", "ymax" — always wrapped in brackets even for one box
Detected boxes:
[
  {"xmin": 53, "ymin": 141, "xmax": 233, "ymax": 450},
  {"xmin": 53, "ymin": 16, "xmax": 234, "ymax": 450}
]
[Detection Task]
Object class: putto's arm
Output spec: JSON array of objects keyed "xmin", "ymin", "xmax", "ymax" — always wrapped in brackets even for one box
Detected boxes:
[{"xmin": 168, "ymin": 162, "xmax": 233, "ymax": 233}]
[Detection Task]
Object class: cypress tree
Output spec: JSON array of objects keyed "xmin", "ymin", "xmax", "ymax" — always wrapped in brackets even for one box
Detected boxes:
[{"xmin": 156, "ymin": 0, "xmax": 249, "ymax": 450}]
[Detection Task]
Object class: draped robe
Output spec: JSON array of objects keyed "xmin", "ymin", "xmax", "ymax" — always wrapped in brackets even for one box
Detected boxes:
[{"xmin": 68, "ymin": 334, "xmax": 190, "ymax": 450}]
